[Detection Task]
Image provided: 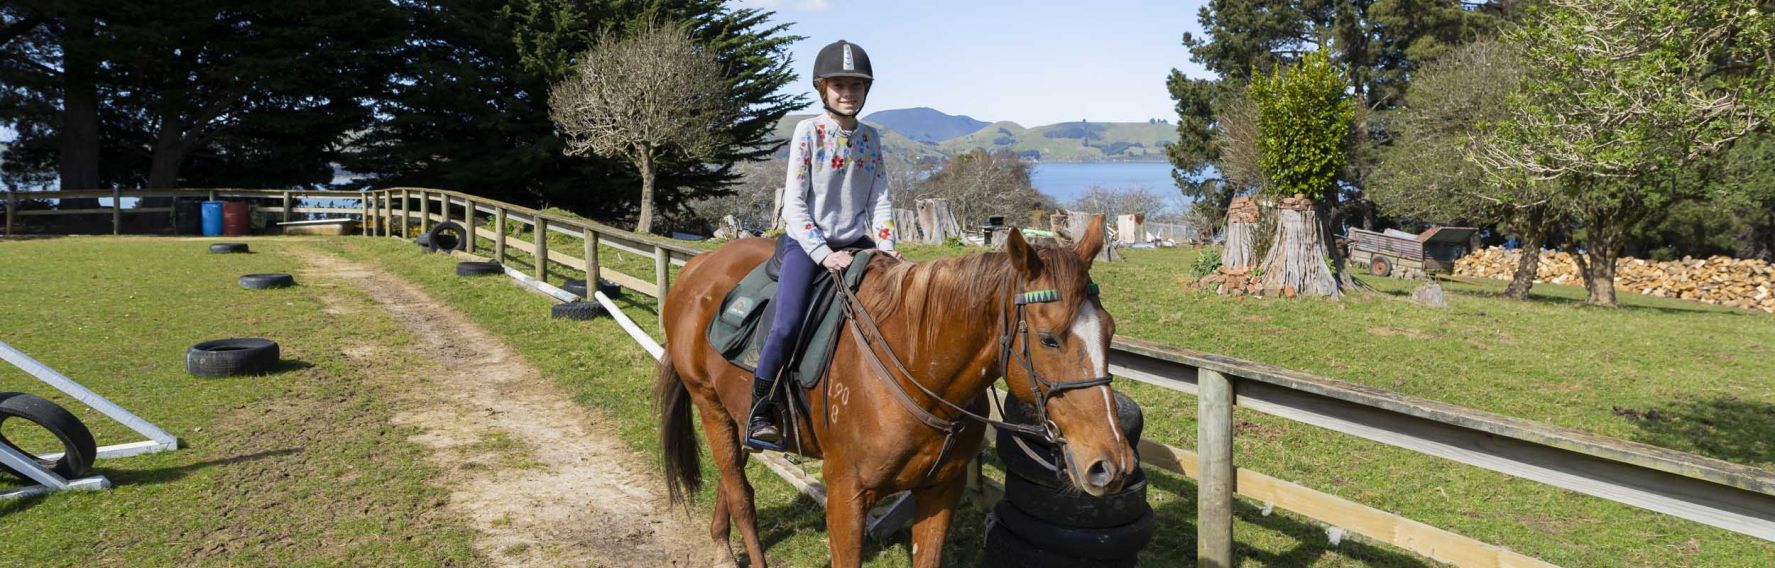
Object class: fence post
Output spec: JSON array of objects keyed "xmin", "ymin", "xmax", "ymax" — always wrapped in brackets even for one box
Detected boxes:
[
  {"xmin": 208, "ymin": 189, "xmax": 217, "ymax": 202},
  {"xmin": 383, "ymin": 191, "xmax": 393, "ymax": 237},
  {"xmin": 583, "ymin": 229, "xmax": 600, "ymax": 285},
  {"xmin": 111, "ymin": 187, "xmax": 121, "ymax": 235},
  {"xmin": 400, "ymin": 189, "xmax": 411, "ymax": 237},
  {"xmin": 494, "ymin": 208, "xmax": 507, "ymax": 264},
  {"xmin": 463, "ymin": 198, "xmax": 476, "ymax": 254},
  {"xmin": 1198, "ymin": 368, "xmax": 1235, "ymax": 568},
  {"xmin": 359, "ymin": 194, "xmax": 369, "ymax": 236},
  {"xmin": 5, "ymin": 190, "xmax": 15, "ymax": 236},
  {"xmin": 282, "ymin": 191, "xmax": 293, "ymax": 226},
  {"xmin": 655, "ymin": 245, "xmax": 671, "ymax": 330},
  {"xmin": 534, "ymin": 216, "xmax": 549, "ymax": 283},
  {"xmin": 419, "ymin": 191, "xmax": 432, "ymax": 233}
]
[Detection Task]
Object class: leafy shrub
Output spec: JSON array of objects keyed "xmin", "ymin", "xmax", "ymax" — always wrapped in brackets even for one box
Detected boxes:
[{"xmin": 1190, "ymin": 246, "xmax": 1223, "ymax": 278}]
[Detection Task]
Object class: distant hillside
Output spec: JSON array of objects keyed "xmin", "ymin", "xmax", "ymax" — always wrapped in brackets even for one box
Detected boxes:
[
  {"xmin": 770, "ymin": 110, "xmax": 1177, "ymax": 163},
  {"xmin": 861, "ymin": 107, "xmax": 989, "ymax": 144},
  {"xmin": 943, "ymin": 120, "xmax": 1176, "ymax": 162},
  {"xmin": 769, "ymin": 114, "xmax": 938, "ymax": 159}
]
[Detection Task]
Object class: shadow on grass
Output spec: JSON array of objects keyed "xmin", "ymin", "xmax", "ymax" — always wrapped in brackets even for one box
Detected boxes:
[
  {"xmin": 110, "ymin": 447, "xmax": 305, "ymax": 487},
  {"xmin": 1143, "ymin": 470, "xmax": 1434, "ymax": 567},
  {"xmin": 1630, "ymin": 396, "xmax": 1775, "ymax": 469},
  {"xmin": 750, "ymin": 488, "xmax": 992, "ymax": 567}
]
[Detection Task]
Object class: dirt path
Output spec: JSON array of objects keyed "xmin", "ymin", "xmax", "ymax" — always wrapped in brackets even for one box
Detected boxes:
[{"xmin": 289, "ymin": 247, "xmax": 711, "ymax": 567}]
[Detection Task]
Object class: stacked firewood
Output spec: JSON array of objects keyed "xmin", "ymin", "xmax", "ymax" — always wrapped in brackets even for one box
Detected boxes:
[{"xmin": 1455, "ymin": 247, "xmax": 1775, "ymax": 313}]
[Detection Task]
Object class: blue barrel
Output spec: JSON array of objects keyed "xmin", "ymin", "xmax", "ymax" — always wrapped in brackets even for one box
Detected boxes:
[{"xmin": 201, "ymin": 201, "xmax": 225, "ymax": 236}]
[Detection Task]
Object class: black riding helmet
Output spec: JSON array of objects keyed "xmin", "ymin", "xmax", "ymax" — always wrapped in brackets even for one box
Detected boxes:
[{"xmin": 812, "ymin": 40, "xmax": 873, "ymax": 117}]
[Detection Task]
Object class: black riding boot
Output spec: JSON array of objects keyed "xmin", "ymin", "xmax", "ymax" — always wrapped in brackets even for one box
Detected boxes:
[{"xmin": 746, "ymin": 376, "xmax": 782, "ymax": 447}]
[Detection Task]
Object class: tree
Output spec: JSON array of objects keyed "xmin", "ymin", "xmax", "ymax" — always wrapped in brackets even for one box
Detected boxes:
[
  {"xmin": 349, "ymin": 0, "xmax": 803, "ymax": 227},
  {"xmin": 1067, "ymin": 185, "xmax": 1170, "ymax": 222},
  {"xmin": 680, "ymin": 157, "xmax": 785, "ymax": 236},
  {"xmin": 550, "ymin": 22, "xmax": 734, "ymax": 234},
  {"xmin": 1371, "ymin": 40, "xmax": 1558, "ymax": 299},
  {"xmin": 1167, "ymin": 1, "xmax": 1528, "ymax": 236},
  {"xmin": 1, "ymin": 1, "xmax": 403, "ymax": 192},
  {"xmin": 900, "ymin": 149, "xmax": 1049, "ymax": 229},
  {"xmin": 1250, "ymin": 49, "xmax": 1353, "ymax": 298},
  {"xmin": 1480, "ymin": 0, "xmax": 1775, "ymax": 306}
]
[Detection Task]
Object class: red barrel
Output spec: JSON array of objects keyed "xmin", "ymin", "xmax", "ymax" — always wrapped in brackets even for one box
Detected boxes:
[{"xmin": 222, "ymin": 202, "xmax": 251, "ymax": 236}]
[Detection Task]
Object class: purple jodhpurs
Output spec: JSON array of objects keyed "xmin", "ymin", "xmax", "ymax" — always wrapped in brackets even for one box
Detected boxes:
[{"xmin": 753, "ymin": 235, "xmax": 874, "ymax": 385}]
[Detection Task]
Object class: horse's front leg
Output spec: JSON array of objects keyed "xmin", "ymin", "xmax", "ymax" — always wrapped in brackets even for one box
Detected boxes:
[
  {"xmin": 908, "ymin": 475, "xmax": 967, "ymax": 568},
  {"xmin": 824, "ymin": 477, "xmax": 874, "ymax": 568}
]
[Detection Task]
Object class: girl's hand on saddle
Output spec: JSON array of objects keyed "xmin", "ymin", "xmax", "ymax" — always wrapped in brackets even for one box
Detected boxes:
[
  {"xmin": 821, "ymin": 251, "xmax": 854, "ymax": 270},
  {"xmin": 881, "ymin": 249, "xmax": 902, "ymax": 260}
]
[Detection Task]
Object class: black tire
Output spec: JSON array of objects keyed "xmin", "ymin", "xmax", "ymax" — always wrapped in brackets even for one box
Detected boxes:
[
  {"xmin": 0, "ymin": 393, "xmax": 99, "ymax": 480},
  {"xmin": 456, "ymin": 261, "xmax": 502, "ymax": 276},
  {"xmin": 550, "ymin": 301, "xmax": 604, "ymax": 320},
  {"xmin": 186, "ymin": 338, "xmax": 281, "ymax": 377},
  {"xmin": 992, "ymin": 501, "xmax": 1154, "ymax": 561},
  {"xmin": 984, "ymin": 520, "xmax": 1137, "ymax": 568},
  {"xmin": 596, "ymin": 279, "xmax": 622, "ymax": 298},
  {"xmin": 1370, "ymin": 256, "xmax": 1393, "ymax": 277},
  {"xmin": 563, "ymin": 279, "xmax": 588, "ymax": 297},
  {"xmin": 996, "ymin": 427, "xmax": 1068, "ymax": 486},
  {"xmin": 424, "ymin": 221, "xmax": 466, "ymax": 253},
  {"xmin": 239, "ymin": 273, "xmax": 296, "ymax": 289},
  {"xmin": 208, "ymin": 243, "xmax": 249, "ymax": 254},
  {"xmin": 1006, "ymin": 467, "xmax": 1150, "ymax": 529},
  {"xmin": 1003, "ymin": 390, "xmax": 1144, "ymax": 446}
]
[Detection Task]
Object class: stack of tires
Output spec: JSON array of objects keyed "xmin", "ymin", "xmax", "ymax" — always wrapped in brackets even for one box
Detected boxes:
[{"xmin": 987, "ymin": 391, "xmax": 1153, "ymax": 567}]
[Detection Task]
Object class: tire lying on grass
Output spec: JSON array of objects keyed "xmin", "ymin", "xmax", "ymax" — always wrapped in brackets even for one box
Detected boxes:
[
  {"xmin": 208, "ymin": 243, "xmax": 249, "ymax": 254},
  {"xmin": 563, "ymin": 278, "xmax": 623, "ymax": 298},
  {"xmin": 550, "ymin": 301, "xmax": 605, "ymax": 320},
  {"xmin": 456, "ymin": 261, "xmax": 502, "ymax": 276},
  {"xmin": 187, "ymin": 338, "xmax": 281, "ymax": 377},
  {"xmin": 423, "ymin": 222, "xmax": 466, "ymax": 253},
  {"xmin": 0, "ymin": 392, "xmax": 99, "ymax": 480},
  {"xmin": 239, "ymin": 273, "xmax": 296, "ymax": 289}
]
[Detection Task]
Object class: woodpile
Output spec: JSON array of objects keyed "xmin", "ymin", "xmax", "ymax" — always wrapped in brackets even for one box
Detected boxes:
[
  {"xmin": 1226, "ymin": 197, "xmax": 1260, "ymax": 223},
  {"xmin": 1275, "ymin": 194, "xmax": 1315, "ymax": 211},
  {"xmin": 1455, "ymin": 247, "xmax": 1775, "ymax": 313}
]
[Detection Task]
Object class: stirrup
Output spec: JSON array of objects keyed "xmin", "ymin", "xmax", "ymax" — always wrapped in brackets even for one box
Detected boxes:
[{"xmin": 744, "ymin": 423, "xmax": 787, "ymax": 452}]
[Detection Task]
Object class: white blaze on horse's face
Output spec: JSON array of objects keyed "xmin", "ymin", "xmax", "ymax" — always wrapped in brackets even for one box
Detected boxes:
[{"xmin": 1069, "ymin": 300, "xmax": 1121, "ymax": 446}]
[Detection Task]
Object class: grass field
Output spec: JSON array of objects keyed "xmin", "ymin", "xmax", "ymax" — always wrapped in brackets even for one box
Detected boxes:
[
  {"xmin": 0, "ymin": 237, "xmax": 479, "ymax": 566},
  {"xmin": 3, "ymin": 235, "xmax": 1772, "ymax": 566}
]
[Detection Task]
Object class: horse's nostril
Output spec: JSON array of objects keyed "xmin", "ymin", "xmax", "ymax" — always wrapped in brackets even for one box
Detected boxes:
[{"xmin": 1086, "ymin": 460, "xmax": 1116, "ymax": 488}]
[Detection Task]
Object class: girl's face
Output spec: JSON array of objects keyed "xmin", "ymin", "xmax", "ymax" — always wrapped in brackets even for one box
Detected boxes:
[{"xmin": 823, "ymin": 78, "xmax": 869, "ymax": 115}]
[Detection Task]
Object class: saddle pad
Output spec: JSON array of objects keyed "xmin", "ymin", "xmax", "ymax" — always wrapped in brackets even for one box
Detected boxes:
[{"xmin": 706, "ymin": 248, "xmax": 875, "ymax": 389}]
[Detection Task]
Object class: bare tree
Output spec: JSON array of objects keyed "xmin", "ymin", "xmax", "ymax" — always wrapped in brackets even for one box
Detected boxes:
[
  {"xmin": 908, "ymin": 149, "xmax": 1050, "ymax": 228},
  {"xmin": 682, "ymin": 158, "xmax": 785, "ymax": 235},
  {"xmin": 549, "ymin": 22, "xmax": 735, "ymax": 233},
  {"xmin": 1067, "ymin": 185, "xmax": 1170, "ymax": 221}
]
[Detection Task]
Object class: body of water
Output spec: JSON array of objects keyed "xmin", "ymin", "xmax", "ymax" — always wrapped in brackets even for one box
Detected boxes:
[{"xmin": 1030, "ymin": 162, "xmax": 1192, "ymax": 207}]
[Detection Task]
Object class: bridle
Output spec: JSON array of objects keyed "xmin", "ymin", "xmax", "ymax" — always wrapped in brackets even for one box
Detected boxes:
[{"xmin": 832, "ymin": 266, "xmax": 1112, "ymax": 482}]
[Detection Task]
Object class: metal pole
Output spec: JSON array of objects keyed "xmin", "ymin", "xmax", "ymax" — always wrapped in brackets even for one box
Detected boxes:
[{"xmin": 1198, "ymin": 368, "xmax": 1235, "ymax": 568}]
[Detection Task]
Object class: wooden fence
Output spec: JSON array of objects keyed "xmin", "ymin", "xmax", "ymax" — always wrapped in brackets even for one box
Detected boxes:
[{"xmin": 8, "ymin": 187, "xmax": 1775, "ymax": 566}]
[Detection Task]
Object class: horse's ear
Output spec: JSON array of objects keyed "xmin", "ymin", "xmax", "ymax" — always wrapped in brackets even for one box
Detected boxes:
[
  {"xmin": 1074, "ymin": 214, "xmax": 1106, "ymax": 266},
  {"xmin": 1007, "ymin": 227, "xmax": 1044, "ymax": 278}
]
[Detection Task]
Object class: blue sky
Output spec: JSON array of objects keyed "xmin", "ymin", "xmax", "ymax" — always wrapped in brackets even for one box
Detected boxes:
[{"xmin": 736, "ymin": 0, "xmax": 1212, "ymax": 126}]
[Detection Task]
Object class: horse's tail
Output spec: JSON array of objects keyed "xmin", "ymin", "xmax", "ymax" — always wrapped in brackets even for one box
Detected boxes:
[{"xmin": 656, "ymin": 354, "xmax": 701, "ymax": 507}]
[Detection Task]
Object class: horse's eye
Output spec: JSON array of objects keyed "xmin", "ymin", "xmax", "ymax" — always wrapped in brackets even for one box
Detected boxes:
[{"xmin": 1039, "ymin": 332, "xmax": 1060, "ymax": 349}]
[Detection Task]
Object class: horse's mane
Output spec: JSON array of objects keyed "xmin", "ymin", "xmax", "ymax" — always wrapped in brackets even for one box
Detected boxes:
[{"xmin": 859, "ymin": 246, "xmax": 1091, "ymax": 332}]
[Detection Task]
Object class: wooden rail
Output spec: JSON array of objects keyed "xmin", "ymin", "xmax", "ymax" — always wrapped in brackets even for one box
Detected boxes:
[{"xmin": 14, "ymin": 186, "xmax": 1775, "ymax": 566}]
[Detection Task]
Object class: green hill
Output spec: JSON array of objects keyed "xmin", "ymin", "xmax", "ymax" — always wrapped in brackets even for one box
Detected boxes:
[{"xmin": 771, "ymin": 111, "xmax": 1177, "ymax": 163}]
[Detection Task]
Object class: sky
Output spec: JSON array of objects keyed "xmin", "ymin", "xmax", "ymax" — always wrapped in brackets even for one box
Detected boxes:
[{"xmin": 735, "ymin": 0, "xmax": 1212, "ymax": 127}]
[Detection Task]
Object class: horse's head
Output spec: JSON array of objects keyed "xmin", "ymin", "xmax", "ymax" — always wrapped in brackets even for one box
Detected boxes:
[{"xmin": 1000, "ymin": 215, "xmax": 1135, "ymax": 497}]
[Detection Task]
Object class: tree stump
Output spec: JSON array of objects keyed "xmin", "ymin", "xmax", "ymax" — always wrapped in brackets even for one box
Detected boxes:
[
  {"xmin": 1222, "ymin": 196, "xmax": 1259, "ymax": 270},
  {"xmin": 1257, "ymin": 195, "xmax": 1340, "ymax": 299}
]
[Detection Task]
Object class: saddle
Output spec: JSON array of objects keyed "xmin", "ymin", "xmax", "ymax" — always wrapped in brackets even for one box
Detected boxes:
[{"xmin": 705, "ymin": 240, "xmax": 875, "ymax": 389}]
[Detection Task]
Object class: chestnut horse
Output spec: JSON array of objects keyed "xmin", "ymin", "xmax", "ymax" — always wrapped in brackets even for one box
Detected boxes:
[{"xmin": 655, "ymin": 216, "xmax": 1135, "ymax": 567}]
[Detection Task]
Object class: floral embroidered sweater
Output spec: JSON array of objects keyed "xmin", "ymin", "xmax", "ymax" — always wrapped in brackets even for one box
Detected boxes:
[{"xmin": 781, "ymin": 113, "xmax": 895, "ymax": 263}]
